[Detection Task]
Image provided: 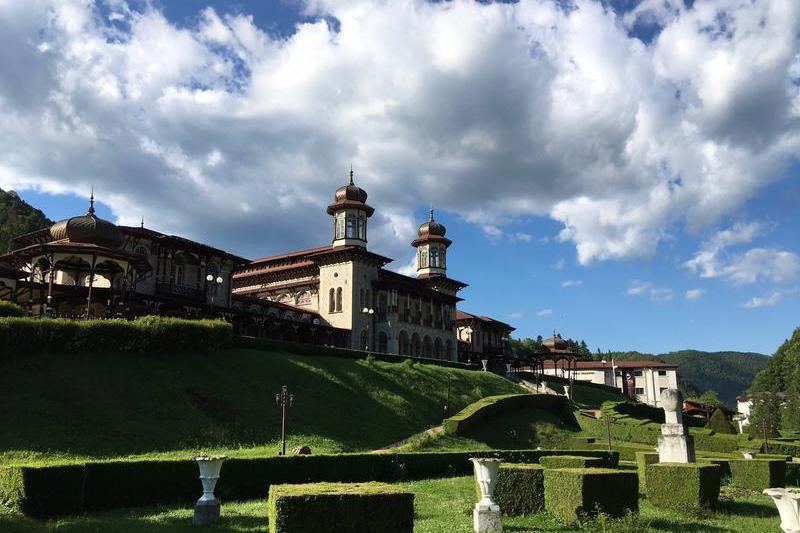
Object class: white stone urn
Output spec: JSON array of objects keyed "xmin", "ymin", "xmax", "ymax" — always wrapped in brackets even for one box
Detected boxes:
[
  {"xmin": 471, "ymin": 457, "xmax": 503, "ymax": 533},
  {"xmin": 471, "ymin": 458, "xmax": 502, "ymax": 507},
  {"xmin": 742, "ymin": 451, "xmax": 756, "ymax": 460},
  {"xmin": 481, "ymin": 359, "xmax": 489, "ymax": 372},
  {"xmin": 505, "ymin": 363, "xmax": 512, "ymax": 375},
  {"xmin": 763, "ymin": 488, "xmax": 800, "ymax": 533},
  {"xmin": 195, "ymin": 456, "xmax": 227, "ymax": 504}
]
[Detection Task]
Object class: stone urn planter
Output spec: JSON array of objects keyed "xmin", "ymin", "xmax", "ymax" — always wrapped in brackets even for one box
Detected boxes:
[
  {"xmin": 470, "ymin": 458, "xmax": 502, "ymax": 533},
  {"xmin": 763, "ymin": 488, "xmax": 800, "ymax": 533},
  {"xmin": 194, "ymin": 456, "xmax": 227, "ymax": 526},
  {"xmin": 742, "ymin": 451, "xmax": 756, "ymax": 460}
]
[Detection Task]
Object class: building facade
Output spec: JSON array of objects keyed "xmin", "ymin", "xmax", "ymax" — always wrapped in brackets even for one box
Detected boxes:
[
  {"xmin": 232, "ymin": 172, "xmax": 474, "ymax": 361},
  {"xmin": 542, "ymin": 359, "xmax": 679, "ymax": 407},
  {"xmin": 456, "ymin": 310, "xmax": 515, "ymax": 364}
]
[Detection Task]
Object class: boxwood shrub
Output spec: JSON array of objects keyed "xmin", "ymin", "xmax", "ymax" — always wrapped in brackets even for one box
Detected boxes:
[
  {"xmin": 0, "ymin": 449, "xmax": 618, "ymax": 517},
  {"xmin": 539, "ymin": 455, "xmax": 606, "ymax": 469},
  {"xmin": 543, "ymin": 468, "xmax": 638, "ymax": 524},
  {"xmin": 267, "ymin": 482, "xmax": 414, "ymax": 533},
  {"xmin": 762, "ymin": 441, "xmax": 800, "ymax": 458},
  {"xmin": 443, "ymin": 394, "xmax": 576, "ymax": 435},
  {"xmin": 698, "ymin": 458, "xmax": 732, "ymax": 478},
  {"xmin": 0, "ymin": 316, "xmax": 232, "ymax": 355},
  {"xmin": 635, "ymin": 451, "xmax": 659, "ymax": 494},
  {"xmin": 787, "ymin": 462, "xmax": 799, "ymax": 487},
  {"xmin": 0, "ymin": 300, "xmax": 24, "ymax": 317},
  {"xmin": 646, "ymin": 463, "xmax": 721, "ymax": 514},
  {"xmin": 729, "ymin": 459, "xmax": 786, "ymax": 491},
  {"xmin": 491, "ymin": 464, "xmax": 544, "ymax": 516}
]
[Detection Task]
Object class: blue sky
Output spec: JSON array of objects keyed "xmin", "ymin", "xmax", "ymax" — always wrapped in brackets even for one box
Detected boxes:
[{"xmin": 2, "ymin": 0, "xmax": 799, "ymax": 356}]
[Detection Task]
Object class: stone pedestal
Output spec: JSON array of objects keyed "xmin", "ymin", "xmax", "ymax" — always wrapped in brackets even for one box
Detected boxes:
[
  {"xmin": 763, "ymin": 488, "xmax": 800, "ymax": 533},
  {"xmin": 657, "ymin": 389, "xmax": 695, "ymax": 464},
  {"xmin": 193, "ymin": 499, "xmax": 221, "ymax": 526},
  {"xmin": 473, "ymin": 503, "xmax": 503, "ymax": 533}
]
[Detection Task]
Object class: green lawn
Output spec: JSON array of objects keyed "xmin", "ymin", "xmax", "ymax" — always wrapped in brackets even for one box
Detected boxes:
[
  {"xmin": 0, "ymin": 476, "xmax": 781, "ymax": 532},
  {"xmin": 0, "ymin": 349, "xmax": 520, "ymax": 465}
]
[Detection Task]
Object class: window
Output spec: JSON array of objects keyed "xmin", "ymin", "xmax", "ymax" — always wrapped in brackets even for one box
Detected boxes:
[
  {"xmin": 360, "ymin": 288, "xmax": 365, "ymax": 308},
  {"xmin": 659, "ymin": 387, "xmax": 667, "ymax": 395},
  {"xmin": 657, "ymin": 370, "xmax": 667, "ymax": 376},
  {"xmin": 336, "ymin": 287, "xmax": 343, "ymax": 312},
  {"xmin": 635, "ymin": 387, "xmax": 645, "ymax": 395},
  {"xmin": 430, "ymin": 246, "xmax": 440, "ymax": 267},
  {"xmin": 360, "ymin": 330, "xmax": 369, "ymax": 350},
  {"xmin": 634, "ymin": 370, "xmax": 643, "ymax": 377},
  {"xmin": 329, "ymin": 288, "xmax": 335, "ymax": 313},
  {"xmin": 378, "ymin": 332, "xmax": 388, "ymax": 353},
  {"xmin": 335, "ymin": 213, "xmax": 345, "ymax": 240},
  {"xmin": 359, "ymin": 214, "xmax": 367, "ymax": 240},
  {"xmin": 170, "ymin": 263, "xmax": 185, "ymax": 286},
  {"xmin": 419, "ymin": 248, "xmax": 428, "ymax": 268},
  {"xmin": 134, "ymin": 245, "xmax": 149, "ymax": 258},
  {"xmin": 441, "ymin": 248, "xmax": 446, "ymax": 268},
  {"xmin": 346, "ymin": 214, "xmax": 357, "ymax": 238}
]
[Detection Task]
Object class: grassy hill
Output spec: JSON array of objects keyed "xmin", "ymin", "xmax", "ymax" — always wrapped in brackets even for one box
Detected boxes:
[
  {"xmin": 0, "ymin": 348, "xmax": 521, "ymax": 465},
  {"xmin": 605, "ymin": 350, "xmax": 768, "ymax": 408},
  {"xmin": 0, "ymin": 188, "xmax": 51, "ymax": 253}
]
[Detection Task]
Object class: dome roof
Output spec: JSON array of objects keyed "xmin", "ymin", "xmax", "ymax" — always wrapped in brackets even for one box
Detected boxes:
[
  {"xmin": 543, "ymin": 334, "xmax": 569, "ymax": 352},
  {"xmin": 49, "ymin": 195, "xmax": 124, "ymax": 249},
  {"xmin": 334, "ymin": 169, "xmax": 368, "ymax": 204},
  {"xmin": 417, "ymin": 209, "xmax": 447, "ymax": 238}
]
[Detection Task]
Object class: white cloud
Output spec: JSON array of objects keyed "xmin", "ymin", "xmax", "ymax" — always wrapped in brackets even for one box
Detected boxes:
[
  {"xmin": 536, "ymin": 308, "xmax": 553, "ymax": 317},
  {"xmin": 741, "ymin": 287, "xmax": 799, "ymax": 308},
  {"xmin": 685, "ymin": 288, "xmax": 706, "ymax": 301},
  {"xmin": 685, "ymin": 223, "xmax": 800, "ymax": 285},
  {"xmin": 0, "ymin": 0, "xmax": 798, "ymax": 265},
  {"xmin": 561, "ymin": 280, "xmax": 583, "ymax": 288},
  {"xmin": 626, "ymin": 280, "xmax": 673, "ymax": 302},
  {"xmin": 553, "ymin": 259, "xmax": 565, "ymax": 270},
  {"xmin": 508, "ymin": 311, "xmax": 524, "ymax": 320}
]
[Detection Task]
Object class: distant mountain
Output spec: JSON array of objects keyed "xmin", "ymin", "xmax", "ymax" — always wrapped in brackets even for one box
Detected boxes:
[
  {"xmin": 0, "ymin": 188, "xmax": 52, "ymax": 253},
  {"xmin": 602, "ymin": 350, "xmax": 769, "ymax": 409}
]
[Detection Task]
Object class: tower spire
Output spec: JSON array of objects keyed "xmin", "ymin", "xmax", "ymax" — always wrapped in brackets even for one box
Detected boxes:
[
  {"xmin": 429, "ymin": 205, "xmax": 434, "ymax": 222},
  {"xmin": 87, "ymin": 187, "xmax": 95, "ymax": 216},
  {"xmin": 349, "ymin": 164, "xmax": 354, "ymax": 185}
]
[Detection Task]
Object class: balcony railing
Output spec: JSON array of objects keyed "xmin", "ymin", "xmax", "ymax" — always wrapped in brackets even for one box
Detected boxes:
[{"xmin": 156, "ymin": 282, "xmax": 205, "ymax": 300}]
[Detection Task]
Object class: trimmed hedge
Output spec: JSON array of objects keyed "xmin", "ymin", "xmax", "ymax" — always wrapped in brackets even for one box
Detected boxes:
[
  {"xmin": 0, "ymin": 449, "xmax": 618, "ymax": 517},
  {"xmin": 646, "ymin": 463, "xmax": 721, "ymax": 514},
  {"xmin": 0, "ymin": 316, "xmax": 232, "ymax": 354},
  {"xmin": 698, "ymin": 458, "xmax": 732, "ymax": 478},
  {"xmin": 0, "ymin": 300, "xmax": 24, "ymax": 317},
  {"xmin": 762, "ymin": 441, "xmax": 800, "ymax": 458},
  {"xmin": 267, "ymin": 482, "xmax": 414, "ymax": 533},
  {"xmin": 544, "ymin": 468, "xmax": 638, "ymax": 524},
  {"xmin": 787, "ymin": 462, "xmax": 800, "ymax": 487},
  {"xmin": 492, "ymin": 464, "xmax": 545, "ymax": 516},
  {"xmin": 443, "ymin": 394, "xmax": 576, "ymax": 435},
  {"xmin": 706, "ymin": 409, "xmax": 736, "ymax": 434},
  {"xmin": 539, "ymin": 455, "xmax": 606, "ymax": 469},
  {"xmin": 729, "ymin": 459, "xmax": 786, "ymax": 491},
  {"xmin": 635, "ymin": 452, "xmax": 659, "ymax": 494},
  {"xmin": 235, "ymin": 336, "xmax": 476, "ymax": 371}
]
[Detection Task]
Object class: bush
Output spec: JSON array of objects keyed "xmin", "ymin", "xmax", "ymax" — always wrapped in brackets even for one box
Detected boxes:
[
  {"xmin": 491, "ymin": 464, "xmax": 544, "ymax": 516},
  {"xmin": 0, "ymin": 300, "xmax": 24, "ymax": 317},
  {"xmin": 787, "ymin": 462, "xmax": 799, "ymax": 487},
  {"xmin": 690, "ymin": 429, "xmax": 741, "ymax": 453},
  {"xmin": 0, "ymin": 316, "xmax": 232, "ymax": 355},
  {"xmin": 267, "ymin": 482, "xmax": 414, "ymax": 533},
  {"xmin": 706, "ymin": 409, "xmax": 736, "ymax": 434},
  {"xmin": 698, "ymin": 458, "xmax": 731, "ymax": 478},
  {"xmin": 729, "ymin": 459, "xmax": 786, "ymax": 491},
  {"xmin": 539, "ymin": 455, "xmax": 606, "ymax": 469},
  {"xmin": 443, "ymin": 394, "xmax": 576, "ymax": 436},
  {"xmin": 543, "ymin": 468, "xmax": 638, "ymax": 524},
  {"xmin": 0, "ymin": 449, "xmax": 618, "ymax": 517},
  {"xmin": 646, "ymin": 463, "xmax": 721, "ymax": 514},
  {"xmin": 635, "ymin": 452, "xmax": 659, "ymax": 494},
  {"xmin": 762, "ymin": 441, "xmax": 800, "ymax": 458}
]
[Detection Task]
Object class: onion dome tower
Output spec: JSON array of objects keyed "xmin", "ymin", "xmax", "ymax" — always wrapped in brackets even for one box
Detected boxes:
[
  {"xmin": 49, "ymin": 192, "xmax": 124, "ymax": 249},
  {"xmin": 327, "ymin": 168, "xmax": 374, "ymax": 248},
  {"xmin": 411, "ymin": 208, "xmax": 452, "ymax": 277}
]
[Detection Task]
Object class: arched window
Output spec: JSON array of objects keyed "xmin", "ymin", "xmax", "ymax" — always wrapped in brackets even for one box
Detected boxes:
[
  {"xmin": 336, "ymin": 287, "xmax": 343, "ymax": 312},
  {"xmin": 378, "ymin": 332, "xmax": 388, "ymax": 353},
  {"xmin": 411, "ymin": 333, "xmax": 421, "ymax": 357},
  {"xmin": 446, "ymin": 340, "xmax": 453, "ymax": 360},
  {"xmin": 430, "ymin": 247, "xmax": 439, "ymax": 267},
  {"xmin": 423, "ymin": 335, "xmax": 432, "ymax": 357},
  {"xmin": 360, "ymin": 329, "xmax": 369, "ymax": 351},
  {"xmin": 441, "ymin": 248, "xmax": 446, "ymax": 268},
  {"xmin": 329, "ymin": 288, "xmax": 336, "ymax": 313},
  {"xmin": 358, "ymin": 214, "xmax": 367, "ymax": 240},
  {"xmin": 434, "ymin": 338, "xmax": 442, "ymax": 359},
  {"xmin": 398, "ymin": 331, "xmax": 409, "ymax": 355},
  {"xmin": 419, "ymin": 248, "xmax": 428, "ymax": 268},
  {"xmin": 134, "ymin": 245, "xmax": 149, "ymax": 258}
]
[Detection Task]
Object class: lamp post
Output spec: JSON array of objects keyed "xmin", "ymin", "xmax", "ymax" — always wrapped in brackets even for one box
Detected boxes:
[
  {"xmin": 206, "ymin": 274, "xmax": 224, "ymax": 316},
  {"xmin": 275, "ymin": 385, "xmax": 294, "ymax": 456},
  {"xmin": 361, "ymin": 307, "xmax": 374, "ymax": 350}
]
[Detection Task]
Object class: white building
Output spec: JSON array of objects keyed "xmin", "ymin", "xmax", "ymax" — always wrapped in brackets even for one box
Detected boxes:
[{"xmin": 542, "ymin": 360, "xmax": 679, "ymax": 407}]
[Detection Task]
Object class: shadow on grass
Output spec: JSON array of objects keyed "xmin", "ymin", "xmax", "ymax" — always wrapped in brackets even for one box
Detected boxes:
[
  {"xmin": 644, "ymin": 519, "xmax": 728, "ymax": 532},
  {"xmin": 717, "ymin": 498, "xmax": 776, "ymax": 518},
  {"xmin": 0, "ymin": 512, "xmax": 266, "ymax": 533}
]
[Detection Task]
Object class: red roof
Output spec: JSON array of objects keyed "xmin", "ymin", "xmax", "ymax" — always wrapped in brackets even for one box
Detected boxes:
[
  {"xmin": 542, "ymin": 360, "xmax": 677, "ymax": 370},
  {"xmin": 456, "ymin": 310, "xmax": 515, "ymax": 331}
]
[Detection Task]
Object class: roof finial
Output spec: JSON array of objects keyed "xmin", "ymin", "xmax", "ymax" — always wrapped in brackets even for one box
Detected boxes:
[
  {"xmin": 429, "ymin": 205, "xmax": 434, "ymax": 222},
  {"xmin": 349, "ymin": 164, "xmax": 354, "ymax": 185},
  {"xmin": 140, "ymin": 217, "xmax": 145, "ymax": 229},
  {"xmin": 87, "ymin": 187, "xmax": 95, "ymax": 216}
]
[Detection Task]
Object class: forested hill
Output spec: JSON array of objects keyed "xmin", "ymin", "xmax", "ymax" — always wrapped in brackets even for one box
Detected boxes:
[
  {"xmin": 604, "ymin": 350, "xmax": 769, "ymax": 408},
  {"xmin": 0, "ymin": 188, "xmax": 52, "ymax": 253}
]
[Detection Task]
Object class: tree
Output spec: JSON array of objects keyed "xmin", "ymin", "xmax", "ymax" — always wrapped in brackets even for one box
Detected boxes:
[
  {"xmin": 689, "ymin": 390, "xmax": 723, "ymax": 409},
  {"xmin": 748, "ymin": 393, "xmax": 782, "ymax": 439},
  {"xmin": 706, "ymin": 408, "xmax": 736, "ymax": 434}
]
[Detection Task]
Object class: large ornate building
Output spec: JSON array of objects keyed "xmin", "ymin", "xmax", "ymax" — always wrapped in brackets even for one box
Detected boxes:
[{"xmin": 0, "ymin": 174, "xmax": 515, "ymax": 362}]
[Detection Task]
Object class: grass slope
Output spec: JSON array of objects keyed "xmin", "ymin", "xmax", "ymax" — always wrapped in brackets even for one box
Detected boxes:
[
  {"xmin": 0, "ymin": 348, "xmax": 520, "ymax": 465},
  {"xmin": 0, "ymin": 477, "xmax": 782, "ymax": 532}
]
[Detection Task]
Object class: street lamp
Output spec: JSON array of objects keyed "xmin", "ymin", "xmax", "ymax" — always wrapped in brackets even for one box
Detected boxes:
[
  {"xmin": 361, "ymin": 307, "xmax": 374, "ymax": 351},
  {"xmin": 275, "ymin": 385, "xmax": 294, "ymax": 456},
  {"xmin": 206, "ymin": 274, "xmax": 224, "ymax": 316}
]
